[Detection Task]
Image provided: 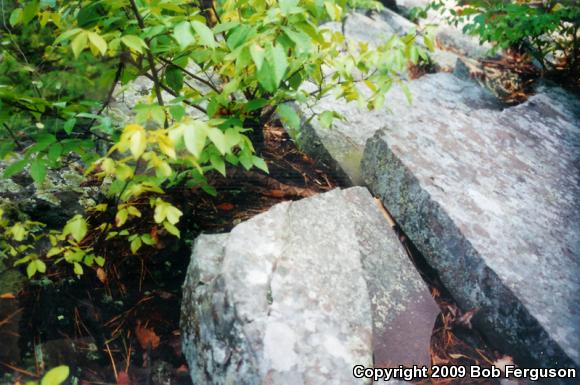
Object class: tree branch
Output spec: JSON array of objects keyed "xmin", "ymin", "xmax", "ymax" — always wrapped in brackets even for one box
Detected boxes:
[
  {"xmin": 157, "ymin": 57, "xmax": 221, "ymax": 93},
  {"xmin": 128, "ymin": 0, "xmax": 165, "ymax": 110},
  {"xmin": 2, "ymin": 123, "xmax": 24, "ymax": 150},
  {"xmin": 140, "ymin": 72, "xmax": 208, "ymax": 114}
]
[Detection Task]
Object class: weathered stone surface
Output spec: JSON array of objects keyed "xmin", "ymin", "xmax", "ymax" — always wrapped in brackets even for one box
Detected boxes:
[
  {"xmin": 387, "ymin": 0, "xmax": 495, "ymax": 60},
  {"xmin": 294, "ymin": 73, "xmax": 500, "ymax": 184},
  {"xmin": 181, "ymin": 187, "xmax": 438, "ymax": 385},
  {"xmin": 0, "ymin": 157, "xmax": 100, "ymax": 227},
  {"xmin": 344, "ymin": 10, "xmax": 464, "ymax": 73},
  {"xmin": 361, "ymin": 84, "xmax": 580, "ymax": 373}
]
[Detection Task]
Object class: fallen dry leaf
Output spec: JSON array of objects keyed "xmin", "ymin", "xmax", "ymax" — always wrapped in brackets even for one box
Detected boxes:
[
  {"xmin": 117, "ymin": 371, "xmax": 131, "ymax": 385},
  {"xmin": 96, "ymin": 268, "xmax": 107, "ymax": 283},
  {"xmin": 216, "ymin": 202, "xmax": 235, "ymax": 210},
  {"xmin": 135, "ymin": 320, "xmax": 160, "ymax": 350}
]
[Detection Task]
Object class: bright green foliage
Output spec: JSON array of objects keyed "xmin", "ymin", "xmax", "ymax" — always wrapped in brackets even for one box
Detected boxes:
[
  {"xmin": 428, "ymin": 0, "xmax": 579, "ymax": 72},
  {"xmin": 23, "ymin": 365, "xmax": 70, "ymax": 385},
  {"xmin": 1, "ymin": 0, "xmax": 429, "ymax": 278}
]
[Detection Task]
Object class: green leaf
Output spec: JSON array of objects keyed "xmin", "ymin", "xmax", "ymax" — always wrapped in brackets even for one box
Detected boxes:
[
  {"xmin": 324, "ymin": 1, "xmax": 342, "ymax": 21},
  {"xmin": 71, "ymin": 31, "xmax": 89, "ymax": 58},
  {"xmin": 283, "ymin": 27, "xmax": 312, "ymax": 54},
  {"xmin": 207, "ymin": 127, "xmax": 228, "ymax": 155},
  {"xmin": 115, "ymin": 208, "xmax": 128, "ymax": 227},
  {"xmin": 95, "ymin": 256, "xmax": 105, "ymax": 267},
  {"xmin": 224, "ymin": 128, "xmax": 242, "ymax": 148},
  {"xmin": 47, "ymin": 143, "xmax": 63, "ymax": 163},
  {"xmin": 214, "ymin": 21, "xmax": 239, "ymax": 34},
  {"xmin": 63, "ymin": 215, "xmax": 88, "ymax": 243},
  {"xmin": 423, "ymin": 35, "xmax": 435, "ymax": 51},
  {"xmin": 244, "ymin": 99, "xmax": 268, "ymax": 112},
  {"xmin": 35, "ymin": 133, "xmax": 57, "ymax": 145},
  {"xmin": 163, "ymin": 221, "xmax": 180, "ymax": 238},
  {"xmin": 191, "ymin": 20, "xmax": 217, "ymax": 48},
  {"xmin": 173, "ymin": 21, "xmax": 195, "ymax": 50},
  {"xmin": 257, "ymin": 59, "xmax": 276, "ymax": 92},
  {"xmin": 318, "ymin": 110, "xmax": 334, "ymax": 128},
  {"xmin": 277, "ymin": 104, "xmax": 301, "ymax": 130},
  {"xmin": 63, "ymin": 118, "xmax": 76, "ymax": 134},
  {"xmin": 22, "ymin": 1, "xmax": 39, "ymax": 24},
  {"xmin": 9, "ymin": 8, "xmax": 22, "ymax": 26},
  {"xmin": 73, "ymin": 262, "xmax": 83, "ymax": 275},
  {"xmin": 250, "ymin": 44, "xmax": 265, "ymax": 70},
  {"xmin": 130, "ymin": 237, "xmax": 142, "ymax": 254},
  {"xmin": 183, "ymin": 121, "xmax": 208, "ymax": 158},
  {"xmin": 27, "ymin": 261, "xmax": 38, "ymax": 278},
  {"xmin": 36, "ymin": 259, "xmax": 46, "ymax": 274},
  {"xmin": 121, "ymin": 35, "xmax": 148, "ymax": 53},
  {"xmin": 14, "ymin": 255, "xmax": 31, "ymax": 267},
  {"xmin": 30, "ymin": 158, "xmax": 47, "ymax": 183},
  {"xmin": 10, "ymin": 223, "xmax": 26, "ymax": 241},
  {"xmin": 88, "ymin": 32, "xmax": 108, "ymax": 56},
  {"xmin": 41, "ymin": 366, "xmax": 69, "ymax": 385},
  {"xmin": 280, "ymin": 0, "xmax": 299, "ymax": 14},
  {"xmin": 239, "ymin": 151, "xmax": 253, "ymax": 170},
  {"xmin": 3, "ymin": 159, "xmax": 28, "ymax": 178},
  {"xmin": 165, "ymin": 67, "xmax": 184, "ymax": 92},
  {"xmin": 252, "ymin": 156, "xmax": 269, "ymax": 173},
  {"xmin": 54, "ymin": 28, "xmax": 82, "ymax": 45},
  {"xmin": 227, "ymin": 24, "xmax": 251, "ymax": 50},
  {"xmin": 169, "ymin": 105, "xmax": 186, "ymax": 121},
  {"xmin": 270, "ymin": 44, "xmax": 288, "ymax": 87},
  {"xmin": 210, "ymin": 154, "xmax": 226, "ymax": 176},
  {"xmin": 141, "ymin": 234, "xmax": 155, "ymax": 246},
  {"xmin": 129, "ymin": 129, "xmax": 147, "ymax": 159}
]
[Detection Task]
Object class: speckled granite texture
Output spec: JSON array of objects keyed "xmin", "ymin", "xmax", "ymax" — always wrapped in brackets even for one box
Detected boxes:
[
  {"xmin": 362, "ymin": 83, "xmax": 580, "ymax": 375},
  {"xmin": 180, "ymin": 187, "xmax": 436, "ymax": 385}
]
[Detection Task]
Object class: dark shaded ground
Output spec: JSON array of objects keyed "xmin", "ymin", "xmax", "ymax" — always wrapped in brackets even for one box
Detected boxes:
[{"xmin": 0, "ymin": 124, "xmax": 527, "ymax": 385}]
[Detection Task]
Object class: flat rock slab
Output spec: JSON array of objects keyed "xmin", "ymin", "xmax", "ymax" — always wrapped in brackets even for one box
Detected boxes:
[
  {"xmin": 180, "ymin": 187, "xmax": 438, "ymax": 385},
  {"xmin": 294, "ymin": 73, "xmax": 500, "ymax": 184},
  {"xmin": 361, "ymin": 83, "xmax": 580, "ymax": 373}
]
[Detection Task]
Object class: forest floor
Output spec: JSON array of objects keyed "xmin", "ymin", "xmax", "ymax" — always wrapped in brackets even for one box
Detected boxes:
[{"xmin": 1, "ymin": 124, "xmax": 520, "ymax": 385}]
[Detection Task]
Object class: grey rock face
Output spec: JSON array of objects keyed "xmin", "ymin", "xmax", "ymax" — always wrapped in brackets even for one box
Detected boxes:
[
  {"xmin": 0, "ymin": 157, "xmax": 100, "ymax": 227},
  {"xmin": 181, "ymin": 187, "xmax": 438, "ymax": 385},
  {"xmin": 294, "ymin": 73, "xmax": 500, "ymax": 184},
  {"xmin": 393, "ymin": 0, "xmax": 494, "ymax": 59},
  {"xmin": 361, "ymin": 84, "xmax": 580, "ymax": 373}
]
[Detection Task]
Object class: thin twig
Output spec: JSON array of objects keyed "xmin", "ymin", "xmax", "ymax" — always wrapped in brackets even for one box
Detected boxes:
[
  {"xmin": 2, "ymin": 123, "xmax": 23, "ymax": 150},
  {"xmin": 128, "ymin": 0, "xmax": 165, "ymax": 109},
  {"xmin": 157, "ymin": 57, "xmax": 221, "ymax": 93},
  {"xmin": 140, "ymin": 71, "xmax": 208, "ymax": 114},
  {"xmin": 105, "ymin": 340, "xmax": 119, "ymax": 381},
  {"xmin": 0, "ymin": 362, "xmax": 36, "ymax": 377},
  {"xmin": 374, "ymin": 197, "xmax": 397, "ymax": 228}
]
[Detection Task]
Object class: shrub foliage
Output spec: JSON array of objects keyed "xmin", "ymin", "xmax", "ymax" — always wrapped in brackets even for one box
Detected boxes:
[{"xmin": 0, "ymin": 0, "xmax": 429, "ymax": 278}]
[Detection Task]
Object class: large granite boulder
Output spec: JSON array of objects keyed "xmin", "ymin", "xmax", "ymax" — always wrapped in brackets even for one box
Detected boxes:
[
  {"xmin": 180, "ymin": 187, "xmax": 439, "ymax": 385},
  {"xmin": 361, "ymin": 84, "xmax": 580, "ymax": 375}
]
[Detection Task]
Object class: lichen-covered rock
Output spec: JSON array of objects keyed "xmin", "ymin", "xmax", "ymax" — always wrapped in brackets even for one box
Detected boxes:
[
  {"xmin": 361, "ymin": 83, "xmax": 580, "ymax": 375},
  {"xmin": 390, "ymin": 0, "xmax": 495, "ymax": 59},
  {"xmin": 180, "ymin": 187, "xmax": 438, "ymax": 385},
  {"xmin": 293, "ymin": 73, "xmax": 500, "ymax": 184},
  {"xmin": 0, "ymin": 157, "xmax": 100, "ymax": 227}
]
